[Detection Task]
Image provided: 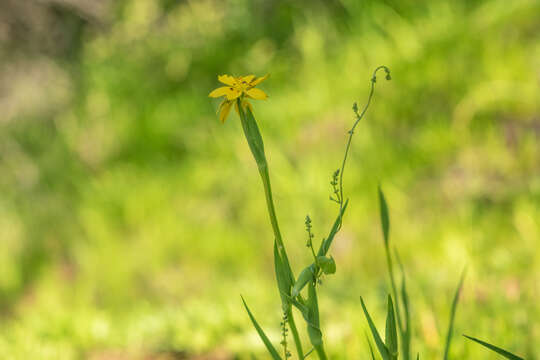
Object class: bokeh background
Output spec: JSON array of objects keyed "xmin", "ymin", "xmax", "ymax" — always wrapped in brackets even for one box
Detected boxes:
[{"xmin": 1, "ymin": 0, "xmax": 539, "ymax": 358}]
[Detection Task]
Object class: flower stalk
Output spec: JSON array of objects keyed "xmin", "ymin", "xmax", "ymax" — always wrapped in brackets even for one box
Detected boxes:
[
  {"xmin": 236, "ymin": 98, "xmax": 305, "ymax": 359},
  {"xmin": 209, "ymin": 69, "xmax": 389, "ymax": 360}
]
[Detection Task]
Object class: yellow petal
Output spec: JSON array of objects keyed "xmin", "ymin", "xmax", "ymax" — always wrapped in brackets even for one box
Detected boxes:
[
  {"xmin": 226, "ymin": 87, "xmax": 241, "ymax": 100},
  {"xmin": 239, "ymin": 75, "xmax": 255, "ymax": 84},
  {"xmin": 209, "ymin": 86, "xmax": 230, "ymax": 98},
  {"xmin": 219, "ymin": 100, "xmax": 233, "ymax": 123},
  {"xmin": 246, "ymin": 87, "xmax": 268, "ymax": 100},
  {"xmin": 218, "ymin": 74, "xmax": 236, "ymax": 86},
  {"xmin": 216, "ymin": 99, "xmax": 227, "ymax": 114},
  {"xmin": 249, "ymin": 74, "xmax": 269, "ymax": 87}
]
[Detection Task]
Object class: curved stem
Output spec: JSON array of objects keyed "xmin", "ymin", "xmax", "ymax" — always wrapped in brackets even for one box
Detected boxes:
[{"xmin": 337, "ymin": 66, "xmax": 390, "ymax": 229}]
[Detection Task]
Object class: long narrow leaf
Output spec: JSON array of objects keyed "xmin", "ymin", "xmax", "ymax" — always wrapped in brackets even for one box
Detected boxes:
[
  {"xmin": 385, "ymin": 295, "xmax": 398, "ymax": 359},
  {"xmin": 283, "ymin": 292, "xmax": 310, "ymax": 323},
  {"xmin": 366, "ymin": 333, "xmax": 377, "ymax": 360},
  {"xmin": 443, "ymin": 268, "xmax": 467, "ymax": 360},
  {"xmin": 360, "ymin": 296, "xmax": 390, "ymax": 360},
  {"xmin": 317, "ymin": 199, "xmax": 349, "ymax": 256},
  {"xmin": 292, "ymin": 264, "xmax": 315, "ymax": 297},
  {"xmin": 395, "ymin": 248, "xmax": 411, "ymax": 360},
  {"xmin": 378, "ymin": 185, "xmax": 390, "ymax": 247},
  {"xmin": 274, "ymin": 241, "xmax": 292, "ymax": 310},
  {"xmin": 241, "ymin": 296, "xmax": 282, "ymax": 360},
  {"xmin": 306, "ymin": 281, "xmax": 323, "ymax": 347},
  {"xmin": 238, "ymin": 103, "xmax": 266, "ymax": 165},
  {"xmin": 463, "ymin": 335, "xmax": 524, "ymax": 360},
  {"xmin": 379, "ymin": 187, "xmax": 405, "ymax": 356}
]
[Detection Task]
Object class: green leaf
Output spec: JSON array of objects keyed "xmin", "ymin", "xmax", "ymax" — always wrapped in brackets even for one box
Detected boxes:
[
  {"xmin": 366, "ymin": 334, "xmax": 377, "ymax": 360},
  {"xmin": 360, "ymin": 296, "xmax": 390, "ymax": 360},
  {"xmin": 238, "ymin": 101, "xmax": 266, "ymax": 166},
  {"xmin": 317, "ymin": 256, "xmax": 336, "ymax": 275},
  {"xmin": 443, "ymin": 268, "xmax": 467, "ymax": 360},
  {"xmin": 385, "ymin": 295, "xmax": 398, "ymax": 359},
  {"xmin": 317, "ymin": 199, "xmax": 349, "ymax": 256},
  {"xmin": 274, "ymin": 241, "xmax": 292, "ymax": 310},
  {"xmin": 395, "ymin": 248, "xmax": 411, "ymax": 360},
  {"xmin": 241, "ymin": 296, "xmax": 283, "ymax": 360},
  {"xmin": 292, "ymin": 264, "xmax": 315, "ymax": 297},
  {"xmin": 463, "ymin": 335, "xmax": 524, "ymax": 360},
  {"xmin": 378, "ymin": 185, "xmax": 390, "ymax": 247},
  {"xmin": 306, "ymin": 281, "xmax": 323, "ymax": 347},
  {"xmin": 284, "ymin": 293, "xmax": 310, "ymax": 323}
]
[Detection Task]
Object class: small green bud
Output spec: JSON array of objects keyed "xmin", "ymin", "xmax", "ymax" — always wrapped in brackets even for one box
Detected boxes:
[{"xmin": 317, "ymin": 256, "xmax": 336, "ymax": 275}]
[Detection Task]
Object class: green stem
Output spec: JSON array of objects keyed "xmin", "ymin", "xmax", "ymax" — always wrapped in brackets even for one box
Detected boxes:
[
  {"xmin": 237, "ymin": 99, "xmax": 303, "ymax": 359},
  {"xmin": 337, "ymin": 66, "xmax": 391, "ymax": 230},
  {"xmin": 315, "ymin": 346, "xmax": 328, "ymax": 360},
  {"xmin": 287, "ymin": 307, "xmax": 303, "ymax": 359},
  {"xmin": 258, "ymin": 164, "xmax": 291, "ymax": 270}
]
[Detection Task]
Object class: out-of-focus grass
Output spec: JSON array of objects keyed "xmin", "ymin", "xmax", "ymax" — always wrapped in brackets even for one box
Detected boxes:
[{"xmin": 0, "ymin": 0, "xmax": 539, "ymax": 358}]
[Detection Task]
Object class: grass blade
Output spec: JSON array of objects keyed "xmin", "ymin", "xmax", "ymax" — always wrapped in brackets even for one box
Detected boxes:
[
  {"xmin": 385, "ymin": 295, "xmax": 398, "ymax": 359},
  {"xmin": 379, "ymin": 187, "xmax": 405, "ymax": 357},
  {"xmin": 306, "ymin": 281, "xmax": 323, "ymax": 347},
  {"xmin": 378, "ymin": 185, "xmax": 390, "ymax": 246},
  {"xmin": 241, "ymin": 296, "xmax": 283, "ymax": 360},
  {"xmin": 395, "ymin": 248, "xmax": 411, "ymax": 360},
  {"xmin": 463, "ymin": 335, "xmax": 524, "ymax": 360},
  {"xmin": 274, "ymin": 241, "xmax": 292, "ymax": 308},
  {"xmin": 360, "ymin": 296, "xmax": 390, "ymax": 360},
  {"xmin": 443, "ymin": 268, "xmax": 467, "ymax": 360},
  {"xmin": 317, "ymin": 199, "xmax": 349, "ymax": 256},
  {"xmin": 366, "ymin": 333, "xmax": 377, "ymax": 360}
]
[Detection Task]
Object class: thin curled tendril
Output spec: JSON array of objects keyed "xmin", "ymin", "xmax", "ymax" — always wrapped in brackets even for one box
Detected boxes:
[{"xmin": 337, "ymin": 66, "xmax": 391, "ymax": 230}]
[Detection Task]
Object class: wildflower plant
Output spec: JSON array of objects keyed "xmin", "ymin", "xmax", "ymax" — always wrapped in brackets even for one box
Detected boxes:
[
  {"xmin": 209, "ymin": 69, "xmax": 524, "ymax": 359},
  {"xmin": 209, "ymin": 67, "xmax": 390, "ymax": 359}
]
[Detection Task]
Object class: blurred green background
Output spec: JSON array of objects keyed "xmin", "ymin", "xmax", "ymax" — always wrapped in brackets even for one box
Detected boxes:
[{"xmin": 1, "ymin": 0, "xmax": 539, "ymax": 358}]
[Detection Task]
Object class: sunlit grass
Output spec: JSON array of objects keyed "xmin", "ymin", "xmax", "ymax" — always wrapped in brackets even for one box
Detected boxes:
[{"xmin": 0, "ymin": 0, "xmax": 538, "ymax": 358}]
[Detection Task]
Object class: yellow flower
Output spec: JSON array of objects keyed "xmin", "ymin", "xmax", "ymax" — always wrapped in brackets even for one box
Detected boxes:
[{"xmin": 209, "ymin": 74, "xmax": 269, "ymax": 123}]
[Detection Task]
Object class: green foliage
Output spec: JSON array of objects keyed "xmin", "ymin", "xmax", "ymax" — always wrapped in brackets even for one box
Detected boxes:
[
  {"xmin": 292, "ymin": 265, "xmax": 315, "ymax": 297},
  {"xmin": 443, "ymin": 269, "xmax": 467, "ymax": 360},
  {"xmin": 317, "ymin": 256, "xmax": 336, "ymax": 275},
  {"xmin": 378, "ymin": 186, "xmax": 390, "ymax": 247},
  {"xmin": 0, "ymin": 0, "xmax": 539, "ymax": 358},
  {"xmin": 361, "ymin": 296, "xmax": 391, "ymax": 360},
  {"xmin": 241, "ymin": 297, "xmax": 283, "ymax": 360},
  {"xmin": 463, "ymin": 335, "xmax": 524, "ymax": 360},
  {"xmin": 385, "ymin": 296, "xmax": 399, "ymax": 360}
]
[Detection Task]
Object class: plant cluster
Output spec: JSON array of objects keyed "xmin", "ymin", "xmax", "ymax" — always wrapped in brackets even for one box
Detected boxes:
[{"xmin": 209, "ymin": 68, "xmax": 524, "ymax": 360}]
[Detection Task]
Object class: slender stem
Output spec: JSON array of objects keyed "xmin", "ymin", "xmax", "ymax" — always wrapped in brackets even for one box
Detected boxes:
[
  {"xmin": 258, "ymin": 164, "xmax": 295, "ymax": 279},
  {"xmin": 337, "ymin": 66, "xmax": 390, "ymax": 230},
  {"xmin": 287, "ymin": 307, "xmax": 303, "ymax": 359},
  {"xmin": 304, "ymin": 347, "xmax": 315, "ymax": 359},
  {"xmin": 236, "ymin": 100, "xmax": 303, "ymax": 359},
  {"xmin": 315, "ymin": 346, "xmax": 328, "ymax": 360},
  {"xmin": 309, "ymin": 244, "xmax": 318, "ymax": 264},
  {"xmin": 258, "ymin": 145, "xmax": 304, "ymax": 360}
]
